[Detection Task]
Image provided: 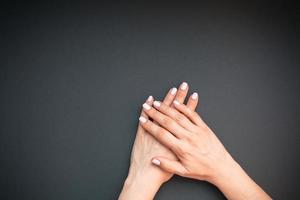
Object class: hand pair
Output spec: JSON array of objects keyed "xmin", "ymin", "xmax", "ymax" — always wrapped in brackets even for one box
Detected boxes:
[{"xmin": 119, "ymin": 82, "xmax": 271, "ymax": 200}]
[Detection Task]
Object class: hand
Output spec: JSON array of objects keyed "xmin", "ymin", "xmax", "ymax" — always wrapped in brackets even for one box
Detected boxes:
[
  {"xmin": 139, "ymin": 98, "xmax": 228, "ymax": 181},
  {"xmin": 139, "ymin": 98, "xmax": 272, "ymax": 200},
  {"xmin": 119, "ymin": 82, "xmax": 199, "ymax": 200}
]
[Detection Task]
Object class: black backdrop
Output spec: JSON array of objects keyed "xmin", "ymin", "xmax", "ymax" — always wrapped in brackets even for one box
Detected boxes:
[{"xmin": 1, "ymin": 1, "xmax": 299, "ymax": 199}]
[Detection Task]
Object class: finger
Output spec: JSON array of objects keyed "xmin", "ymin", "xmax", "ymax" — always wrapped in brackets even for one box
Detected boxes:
[
  {"xmin": 143, "ymin": 103, "xmax": 189, "ymax": 138},
  {"xmin": 138, "ymin": 96, "xmax": 154, "ymax": 133},
  {"xmin": 173, "ymin": 100, "xmax": 204, "ymax": 126},
  {"xmin": 174, "ymin": 82, "xmax": 189, "ymax": 104},
  {"xmin": 140, "ymin": 95, "xmax": 154, "ymax": 119},
  {"xmin": 162, "ymin": 87, "xmax": 177, "ymax": 106},
  {"xmin": 151, "ymin": 157, "xmax": 187, "ymax": 177},
  {"xmin": 186, "ymin": 92, "xmax": 199, "ymax": 111},
  {"xmin": 153, "ymin": 100, "xmax": 198, "ymax": 132},
  {"xmin": 154, "ymin": 87, "xmax": 177, "ymax": 126},
  {"xmin": 139, "ymin": 116, "xmax": 179, "ymax": 151}
]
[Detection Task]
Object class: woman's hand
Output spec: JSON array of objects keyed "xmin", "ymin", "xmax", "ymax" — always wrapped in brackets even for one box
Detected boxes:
[
  {"xmin": 119, "ymin": 82, "xmax": 199, "ymax": 200},
  {"xmin": 139, "ymin": 98, "xmax": 272, "ymax": 200},
  {"xmin": 139, "ymin": 98, "xmax": 228, "ymax": 181}
]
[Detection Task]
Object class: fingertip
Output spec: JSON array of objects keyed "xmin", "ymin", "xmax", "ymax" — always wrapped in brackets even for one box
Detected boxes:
[
  {"xmin": 153, "ymin": 100, "xmax": 161, "ymax": 107},
  {"xmin": 146, "ymin": 95, "xmax": 154, "ymax": 104},
  {"xmin": 162, "ymin": 87, "xmax": 177, "ymax": 106},
  {"xmin": 139, "ymin": 116, "xmax": 147, "ymax": 123},
  {"xmin": 180, "ymin": 82, "xmax": 188, "ymax": 90},
  {"xmin": 186, "ymin": 92, "xmax": 198, "ymax": 110},
  {"xmin": 174, "ymin": 82, "xmax": 189, "ymax": 105},
  {"xmin": 170, "ymin": 87, "xmax": 177, "ymax": 95},
  {"xmin": 191, "ymin": 92, "xmax": 198, "ymax": 100},
  {"xmin": 142, "ymin": 103, "xmax": 151, "ymax": 110},
  {"xmin": 151, "ymin": 158, "xmax": 161, "ymax": 166}
]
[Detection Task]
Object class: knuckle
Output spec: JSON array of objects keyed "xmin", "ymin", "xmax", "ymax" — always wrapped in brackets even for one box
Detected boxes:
[
  {"xmin": 189, "ymin": 110, "xmax": 199, "ymax": 120},
  {"xmin": 183, "ymin": 106, "xmax": 192, "ymax": 114},
  {"xmin": 185, "ymin": 133, "xmax": 195, "ymax": 142},
  {"xmin": 187, "ymin": 135, "xmax": 199, "ymax": 147},
  {"xmin": 174, "ymin": 113, "xmax": 185, "ymax": 122},
  {"xmin": 181, "ymin": 133, "xmax": 195, "ymax": 146},
  {"xmin": 186, "ymin": 107, "xmax": 194, "ymax": 116},
  {"xmin": 192, "ymin": 111, "xmax": 200, "ymax": 120},
  {"xmin": 197, "ymin": 124, "xmax": 208, "ymax": 133},
  {"xmin": 175, "ymin": 144, "xmax": 187, "ymax": 157},
  {"xmin": 161, "ymin": 117, "xmax": 173, "ymax": 126}
]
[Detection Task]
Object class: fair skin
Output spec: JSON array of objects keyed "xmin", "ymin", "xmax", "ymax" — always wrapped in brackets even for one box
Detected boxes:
[
  {"xmin": 119, "ymin": 82, "xmax": 197, "ymax": 200},
  {"xmin": 119, "ymin": 82, "xmax": 272, "ymax": 200}
]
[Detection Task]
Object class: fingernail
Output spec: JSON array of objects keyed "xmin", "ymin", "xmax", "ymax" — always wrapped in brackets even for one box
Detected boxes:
[
  {"xmin": 191, "ymin": 92, "xmax": 198, "ymax": 100},
  {"xmin": 147, "ymin": 95, "xmax": 153, "ymax": 102},
  {"xmin": 152, "ymin": 159, "xmax": 160, "ymax": 166},
  {"xmin": 173, "ymin": 100, "xmax": 180, "ymax": 105},
  {"xmin": 180, "ymin": 82, "xmax": 188, "ymax": 90},
  {"xmin": 139, "ymin": 116, "xmax": 147, "ymax": 123},
  {"xmin": 170, "ymin": 87, "xmax": 177, "ymax": 95},
  {"xmin": 153, "ymin": 101, "xmax": 161, "ymax": 107},
  {"xmin": 143, "ymin": 103, "xmax": 151, "ymax": 110}
]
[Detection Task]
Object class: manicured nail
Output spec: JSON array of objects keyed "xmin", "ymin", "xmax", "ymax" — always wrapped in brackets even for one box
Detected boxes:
[
  {"xmin": 139, "ymin": 116, "xmax": 147, "ymax": 123},
  {"xmin": 180, "ymin": 82, "xmax": 188, "ymax": 90},
  {"xmin": 191, "ymin": 92, "xmax": 198, "ymax": 100},
  {"xmin": 143, "ymin": 103, "xmax": 151, "ymax": 110},
  {"xmin": 170, "ymin": 87, "xmax": 177, "ymax": 95},
  {"xmin": 153, "ymin": 101, "xmax": 161, "ymax": 107},
  {"xmin": 147, "ymin": 95, "xmax": 153, "ymax": 102},
  {"xmin": 173, "ymin": 100, "xmax": 180, "ymax": 105},
  {"xmin": 152, "ymin": 159, "xmax": 160, "ymax": 166}
]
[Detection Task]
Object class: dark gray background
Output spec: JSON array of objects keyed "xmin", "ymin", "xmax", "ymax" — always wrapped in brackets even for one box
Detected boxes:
[{"xmin": 1, "ymin": 1, "xmax": 299, "ymax": 199}]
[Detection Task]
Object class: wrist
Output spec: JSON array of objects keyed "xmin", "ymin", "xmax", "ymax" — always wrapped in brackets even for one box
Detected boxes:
[
  {"xmin": 207, "ymin": 154, "xmax": 271, "ymax": 200},
  {"xmin": 125, "ymin": 170, "xmax": 165, "ymax": 189},
  {"xmin": 119, "ymin": 175, "xmax": 163, "ymax": 200},
  {"xmin": 119, "ymin": 166, "xmax": 166, "ymax": 200},
  {"xmin": 209, "ymin": 153, "xmax": 241, "ymax": 185},
  {"xmin": 203, "ymin": 151, "xmax": 239, "ymax": 185}
]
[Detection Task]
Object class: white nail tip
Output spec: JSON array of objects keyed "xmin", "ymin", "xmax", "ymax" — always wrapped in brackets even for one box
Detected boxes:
[
  {"xmin": 153, "ymin": 101, "xmax": 161, "ymax": 107},
  {"xmin": 143, "ymin": 103, "xmax": 151, "ymax": 110},
  {"xmin": 152, "ymin": 159, "xmax": 160, "ymax": 166},
  {"xmin": 180, "ymin": 82, "xmax": 188, "ymax": 90},
  {"xmin": 170, "ymin": 87, "xmax": 177, "ymax": 95},
  {"xmin": 147, "ymin": 95, "xmax": 153, "ymax": 102},
  {"xmin": 173, "ymin": 100, "xmax": 180, "ymax": 105},
  {"xmin": 192, "ymin": 92, "xmax": 198, "ymax": 100},
  {"xmin": 139, "ymin": 116, "xmax": 147, "ymax": 123}
]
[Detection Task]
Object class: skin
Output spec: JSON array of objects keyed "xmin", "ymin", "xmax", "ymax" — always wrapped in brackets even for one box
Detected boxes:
[
  {"xmin": 139, "ymin": 92, "xmax": 272, "ymax": 200},
  {"xmin": 119, "ymin": 82, "xmax": 272, "ymax": 200},
  {"xmin": 119, "ymin": 82, "xmax": 197, "ymax": 200}
]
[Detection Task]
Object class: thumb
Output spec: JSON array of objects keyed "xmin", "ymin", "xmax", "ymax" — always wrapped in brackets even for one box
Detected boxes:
[{"xmin": 151, "ymin": 157, "xmax": 187, "ymax": 177}]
